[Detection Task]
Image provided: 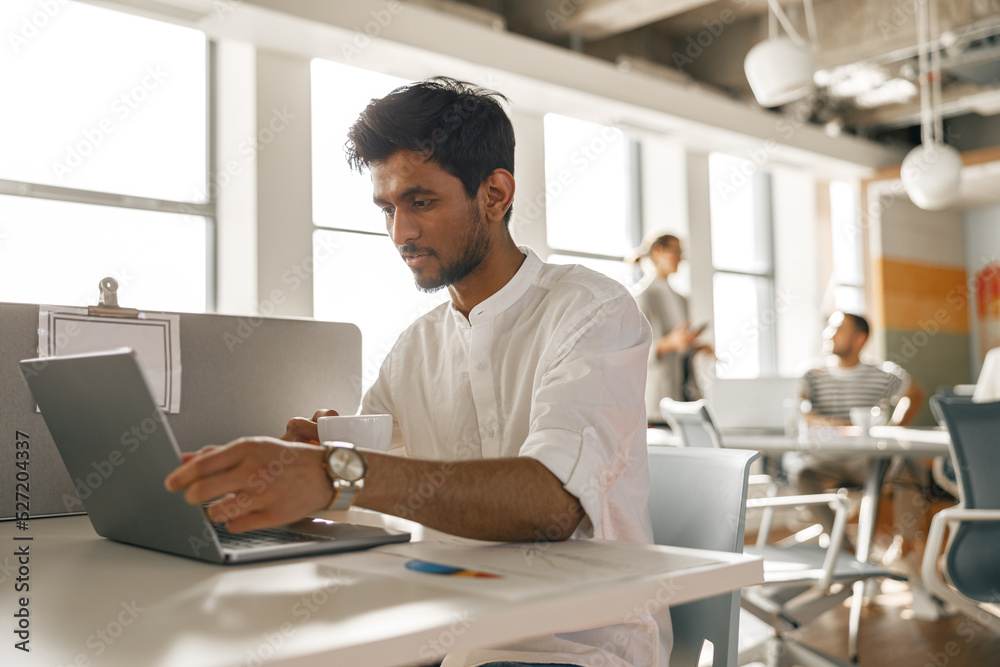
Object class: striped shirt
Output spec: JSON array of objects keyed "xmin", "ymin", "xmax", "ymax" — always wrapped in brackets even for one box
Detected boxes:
[{"xmin": 800, "ymin": 359, "xmax": 908, "ymax": 422}]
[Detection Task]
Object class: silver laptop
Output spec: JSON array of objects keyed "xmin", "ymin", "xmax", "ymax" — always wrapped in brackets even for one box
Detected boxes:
[
  {"xmin": 705, "ymin": 377, "xmax": 800, "ymax": 433},
  {"xmin": 19, "ymin": 348, "xmax": 409, "ymax": 564}
]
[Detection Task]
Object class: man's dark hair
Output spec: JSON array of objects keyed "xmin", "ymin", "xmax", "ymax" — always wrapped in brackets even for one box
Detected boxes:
[
  {"xmin": 345, "ymin": 76, "xmax": 515, "ymax": 224},
  {"xmin": 842, "ymin": 312, "xmax": 871, "ymax": 338}
]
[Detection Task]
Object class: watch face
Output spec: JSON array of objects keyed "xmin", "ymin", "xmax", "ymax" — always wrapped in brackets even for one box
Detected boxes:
[{"xmin": 329, "ymin": 447, "xmax": 366, "ymax": 483}]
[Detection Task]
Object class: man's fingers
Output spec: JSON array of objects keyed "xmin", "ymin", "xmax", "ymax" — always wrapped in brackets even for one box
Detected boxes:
[
  {"xmin": 282, "ymin": 417, "xmax": 320, "ymax": 444},
  {"xmin": 223, "ymin": 508, "xmax": 283, "ymax": 534},
  {"xmin": 205, "ymin": 490, "xmax": 265, "ymax": 524},
  {"xmin": 182, "ymin": 461, "xmax": 256, "ymax": 506},
  {"xmin": 311, "ymin": 409, "xmax": 340, "ymax": 421},
  {"xmin": 181, "ymin": 444, "xmax": 218, "ymax": 463},
  {"xmin": 165, "ymin": 441, "xmax": 246, "ymax": 492}
]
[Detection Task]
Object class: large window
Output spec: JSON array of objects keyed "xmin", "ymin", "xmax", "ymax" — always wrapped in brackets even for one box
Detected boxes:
[
  {"xmin": 829, "ymin": 180, "xmax": 866, "ymax": 314},
  {"xmin": 310, "ymin": 60, "xmax": 447, "ymax": 390},
  {"xmin": 0, "ymin": 1, "xmax": 210, "ymax": 311},
  {"xmin": 709, "ymin": 152, "xmax": 776, "ymax": 378},
  {"xmin": 542, "ymin": 113, "xmax": 641, "ymax": 287}
]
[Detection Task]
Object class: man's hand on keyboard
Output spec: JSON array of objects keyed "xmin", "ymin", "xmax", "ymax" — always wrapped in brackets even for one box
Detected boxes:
[{"xmin": 165, "ymin": 437, "xmax": 334, "ymax": 533}]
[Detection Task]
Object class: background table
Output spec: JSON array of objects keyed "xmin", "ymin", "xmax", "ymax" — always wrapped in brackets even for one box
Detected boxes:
[
  {"xmin": 0, "ymin": 510, "xmax": 762, "ymax": 667},
  {"xmin": 695, "ymin": 427, "xmax": 952, "ymax": 649}
]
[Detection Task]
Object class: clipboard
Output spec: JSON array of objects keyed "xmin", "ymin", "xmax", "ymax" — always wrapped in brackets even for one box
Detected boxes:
[{"xmin": 36, "ymin": 278, "xmax": 182, "ymax": 413}]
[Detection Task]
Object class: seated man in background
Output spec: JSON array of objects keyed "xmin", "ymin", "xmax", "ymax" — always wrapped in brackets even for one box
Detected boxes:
[
  {"xmin": 800, "ymin": 312, "xmax": 921, "ymax": 427},
  {"xmin": 788, "ymin": 311, "xmax": 924, "ymax": 552},
  {"xmin": 166, "ymin": 77, "xmax": 664, "ymax": 667}
]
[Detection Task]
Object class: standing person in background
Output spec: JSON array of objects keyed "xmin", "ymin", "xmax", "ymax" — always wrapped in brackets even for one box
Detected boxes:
[{"xmin": 632, "ymin": 233, "xmax": 707, "ymax": 425}]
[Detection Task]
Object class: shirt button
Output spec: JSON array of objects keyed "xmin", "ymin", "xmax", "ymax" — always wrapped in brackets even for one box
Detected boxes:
[
  {"xmin": 475, "ymin": 362, "xmax": 486, "ymax": 370},
  {"xmin": 487, "ymin": 427, "xmax": 496, "ymax": 437}
]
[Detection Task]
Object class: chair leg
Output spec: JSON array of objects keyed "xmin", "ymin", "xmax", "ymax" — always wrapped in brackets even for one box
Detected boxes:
[{"xmin": 848, "ymin": 580, "xmax": 864, "ymax": 663}]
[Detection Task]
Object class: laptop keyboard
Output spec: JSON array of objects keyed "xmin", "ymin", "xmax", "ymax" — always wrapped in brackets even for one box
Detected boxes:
[{"xmin": 213, "ymin": 523, "xmax": 324, "ymax": 551}]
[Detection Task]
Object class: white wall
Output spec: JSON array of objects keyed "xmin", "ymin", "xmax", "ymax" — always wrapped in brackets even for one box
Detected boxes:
[
  {"xmin": 772, "ymin": 166, "xmax": 823, "ymax": 375},
  {"xmin": 254, "ymin": 50, "xmax": 314, "ymax": 318},
  {"xmin": 213, "ymin": 40, "xmax": 258, "ymax": 316},
  {"xmin": 640, "ymin": 137, "xmax": 690, "ymax": 294}
]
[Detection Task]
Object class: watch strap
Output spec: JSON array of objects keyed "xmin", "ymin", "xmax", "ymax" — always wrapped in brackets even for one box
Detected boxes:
[
  {"xmin": 322, "ymin": 442, "xmax": 365, "ymax": 511},
  {"xmin": 327, "ymin": 478, "xmax": 363, "ymax": 511}
]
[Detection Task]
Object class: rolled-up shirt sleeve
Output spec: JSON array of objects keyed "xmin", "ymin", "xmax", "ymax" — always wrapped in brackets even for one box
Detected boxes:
[{"xmin": 518, "ymin": 292, "xmax": 652, "ymax": 537}]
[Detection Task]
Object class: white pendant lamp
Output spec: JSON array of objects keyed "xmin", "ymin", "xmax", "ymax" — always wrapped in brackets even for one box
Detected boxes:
[
  {"xmin": 902, "ymin": 0, "xmax": 961, "ymax": 210},
  {"xmin": 745, "ymin": 0, "xmax": 816, "ymax": 108},
  {"xmin": 745, "ymin": 38, "xmax": 814, "ymax": 107}
]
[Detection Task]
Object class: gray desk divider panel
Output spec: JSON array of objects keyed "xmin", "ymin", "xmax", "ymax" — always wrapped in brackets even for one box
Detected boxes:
[{"xmin": 1, "ymin": 302, "xmax": 362, "ymax": 520}]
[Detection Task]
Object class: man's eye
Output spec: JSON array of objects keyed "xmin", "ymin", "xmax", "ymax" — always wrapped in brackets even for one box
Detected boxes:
[
  {"xmin": 414, "ymin": 200, "xmax": 430, "ymax": 208},
  {"xmin": 380, "ymin": 206, "xmax": 394, "ymax": 216}
]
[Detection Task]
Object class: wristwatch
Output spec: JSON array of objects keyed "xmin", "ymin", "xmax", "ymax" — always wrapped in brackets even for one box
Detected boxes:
[{"xmin": 321, "ymin": 442, "xmax": 368, "ymax": 511}]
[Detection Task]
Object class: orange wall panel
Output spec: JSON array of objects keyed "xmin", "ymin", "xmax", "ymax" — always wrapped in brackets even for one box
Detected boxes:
[{"xmin": 878, "ymin": 258, "xmax": 969, "ymax": 334}]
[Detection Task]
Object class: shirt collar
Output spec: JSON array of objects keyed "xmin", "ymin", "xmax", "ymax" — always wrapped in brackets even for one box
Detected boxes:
[{"xmin": 449, "ymin": 246, "xmax": 541, "ymax": 327}]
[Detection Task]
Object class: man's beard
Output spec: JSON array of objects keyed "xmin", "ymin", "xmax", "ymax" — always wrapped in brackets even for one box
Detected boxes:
[{"xmin": 414, "ymin": 203, "xmax": 491, "ymax": 293}]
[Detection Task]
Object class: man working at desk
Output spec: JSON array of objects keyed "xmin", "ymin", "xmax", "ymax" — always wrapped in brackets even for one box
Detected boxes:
[
  {"xmin": 165, "ymin": 77, "xmax": 664, "ymax": 667},
  {"xmin": 790, "ymin": 311, "xmax": 923, "ymax": 549}
]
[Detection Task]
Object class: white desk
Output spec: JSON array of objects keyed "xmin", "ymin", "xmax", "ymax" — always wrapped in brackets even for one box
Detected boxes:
[
  {"xmin": 722, "ymin": 427, "xmax": 950, "ymax": 457},
  {"xmin": 0, "ymin": 511, "xmax": 762, "ymax": 667},
  {"xmin": 869, "ymin": 425, "xmax": 952, "ymax": 447}
]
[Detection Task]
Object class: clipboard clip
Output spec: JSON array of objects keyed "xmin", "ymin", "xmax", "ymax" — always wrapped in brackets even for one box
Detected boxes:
[{"xmin": 88, "ymin": 277, "xmax": 140, "ymax": 319}]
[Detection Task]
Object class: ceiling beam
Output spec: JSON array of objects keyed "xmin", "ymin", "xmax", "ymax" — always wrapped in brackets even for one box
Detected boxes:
[{"xmin": 556, "ymin": 0, "xmax": 720, "ymax": 39}]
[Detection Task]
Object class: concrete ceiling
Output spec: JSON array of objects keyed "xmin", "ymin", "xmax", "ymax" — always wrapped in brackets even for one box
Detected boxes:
[{"xmin": 442, "ymin": 0, "xmax": 1000, "ymax": 151}]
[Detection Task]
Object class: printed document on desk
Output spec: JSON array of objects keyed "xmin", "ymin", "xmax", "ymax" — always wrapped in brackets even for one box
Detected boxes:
[{"xmin": 335, "ymin": 540, "xmax": 726, "ymax": 601}]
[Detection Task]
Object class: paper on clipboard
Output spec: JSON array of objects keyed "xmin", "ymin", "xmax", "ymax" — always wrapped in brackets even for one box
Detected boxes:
[{"xmin": 38, "ymin": 306, "xmax": 182, "ymax": 413}]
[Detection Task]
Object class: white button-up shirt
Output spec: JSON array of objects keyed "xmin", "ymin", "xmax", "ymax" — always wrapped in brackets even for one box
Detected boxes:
[{"xmin": 362, "ymin": 247, "xmax": 669, "ymax": 667}]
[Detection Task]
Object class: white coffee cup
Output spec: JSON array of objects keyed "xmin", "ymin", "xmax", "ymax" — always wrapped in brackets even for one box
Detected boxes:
[{"xmin": 318, "ymin": 414, "xmax": 392, "ymax": 452}]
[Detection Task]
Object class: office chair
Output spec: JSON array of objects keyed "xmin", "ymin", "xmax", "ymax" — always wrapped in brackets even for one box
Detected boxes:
[
  {"xmin": 927, "ymin": 389, "xmax": 974, "ymax": 500},
  {"xmin": 659, "ymin": 397, "xmax": 903, "ymax": 666},
  {"xmin": 921, "ymin": 397, "xmax": 1000, "ymax": 634},
  {"xmin": 659, "ymin": 399, "xmax": 723, "ymax": 448},
  {"xmin": 647, "ymin": 446, "xmax": 759, "ymax": 667}
]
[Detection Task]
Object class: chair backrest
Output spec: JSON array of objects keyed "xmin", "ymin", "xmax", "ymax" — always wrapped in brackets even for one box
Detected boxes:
[
  {"xmin": 648, "ymin": 446, "xmax": 759, "ymax": 667},
  {"xmin": 930, "ymin": 397, "xmax": 1000, "ymax": 603},
  {"xmin": 659, "ymin": 398, "xmax": 723, "ymax": 448}
]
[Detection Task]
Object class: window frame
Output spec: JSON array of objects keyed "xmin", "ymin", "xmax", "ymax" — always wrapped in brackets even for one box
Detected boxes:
[
  {"xmin": 542, "ymin": 117, "xmax": 644, "ymax": 283},
  {"xmin": 0, "ymin": 36, "xmax": 216, "ymax": 311},
  {"xmin": 710, "ymin": 159, "xmax": 778, "ymax": 378}
]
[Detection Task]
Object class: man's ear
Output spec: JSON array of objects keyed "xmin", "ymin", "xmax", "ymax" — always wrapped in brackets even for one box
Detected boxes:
[{"xmin": 482, "ymin": 169, "xmax": 515, "ymax": 223}]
